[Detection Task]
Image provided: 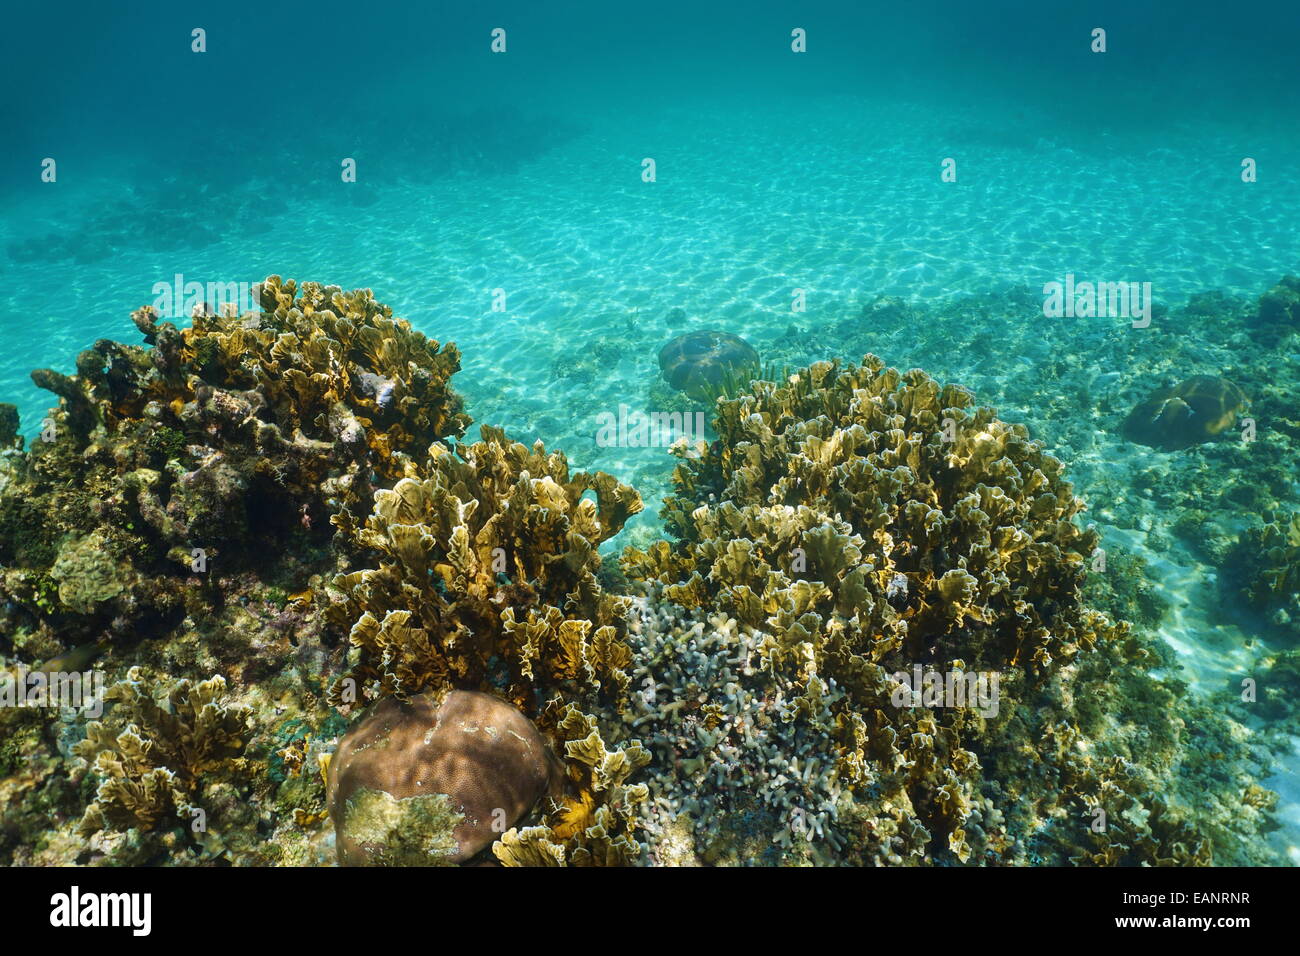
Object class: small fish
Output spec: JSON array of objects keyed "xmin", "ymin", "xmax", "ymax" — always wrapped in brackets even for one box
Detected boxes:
[
  {"xmin": 286, "ymin": 589, "xmax": 313, "ymax": 610},
  {"xmin": 36, "ymin": 638, "xmax": 108, "ymax": 674}
]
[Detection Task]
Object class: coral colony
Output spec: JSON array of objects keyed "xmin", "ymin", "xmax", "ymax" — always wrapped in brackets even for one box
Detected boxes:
[{"xmin": 0, "ymin": 276, "xmax": 1293, "ymax": 866}]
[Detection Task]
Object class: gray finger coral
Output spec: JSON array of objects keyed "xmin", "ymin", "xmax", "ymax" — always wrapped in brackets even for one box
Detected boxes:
[{"xmin": 624, "ymin": 593, "xmax": 855, "ymax": 863}]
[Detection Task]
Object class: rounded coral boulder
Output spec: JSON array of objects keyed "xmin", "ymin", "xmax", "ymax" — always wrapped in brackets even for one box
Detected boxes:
[
  {"xmin": 658, "ymin": 329, "xmax": 759, "ymax": 401},
  {"xmin": 1122, "ymin": 374, "xmax": 1248, "ymax": 451},
  {"xmin": 327, "ymin": 689, "xmax": 562, "ymax": 865}
]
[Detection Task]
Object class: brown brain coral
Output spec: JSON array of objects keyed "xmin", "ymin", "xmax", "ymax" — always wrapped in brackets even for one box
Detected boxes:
[
  {"xmin": 1121, "ymin": 374, "xmax": 1248, "ymax": 451},
  {"xmin": 326, "ymin": 689, "xmax": 564, "ymax": 865},
  {"xmin": 658, "ymin": 329, "xmax": 760, "ymax": 402}
]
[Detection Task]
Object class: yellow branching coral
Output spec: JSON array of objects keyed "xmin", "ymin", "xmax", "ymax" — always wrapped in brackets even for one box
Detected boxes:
[
  {"xmin": 630, "ymin": 357, "xmax": 1102, "ymax": 678},
  {"xmin": 326, "ymin": 425, "xmax": 642, "ymax": 711},
  {"xmin": 75, "ymin": 667, "xmax": 252, "ymax": 836},
  {"xmin": 493, "ymin": 698, "xmax": 650, "ymax": 866}
]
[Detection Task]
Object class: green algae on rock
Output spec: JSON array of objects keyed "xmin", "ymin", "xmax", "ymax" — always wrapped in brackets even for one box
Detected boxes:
[{"xmin": 339, "ymin": 789, "xmax": 464, "ymax": 866}]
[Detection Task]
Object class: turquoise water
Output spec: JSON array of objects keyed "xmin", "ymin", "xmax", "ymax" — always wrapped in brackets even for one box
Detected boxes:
[
  {"xmin": 4, "ymin": 1, "xmax": 1300, "ymax": 862},
  {"xmin": 6, "ymin": 86, "xmax": 1299, "ymax": 532}
]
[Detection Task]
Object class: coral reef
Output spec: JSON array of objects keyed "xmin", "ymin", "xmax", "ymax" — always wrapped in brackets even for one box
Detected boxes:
[
  {"xmin": 1, "ymin": 277, "xmax": 1289, "ymax": 868},
  {"xmin": 0, "ymin": 277, "xmax": 471, "ymax": 866},
  {"xmin": 0, "ymin": 403, "xmax": 19, "ymax": 449},
  {"xmin": 0, "ymin": 276, "xmax": 657, "ymax": 868},
  {"xmin": 327, "ymin": 689, "xmax": 563, "ymax": 865}
]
